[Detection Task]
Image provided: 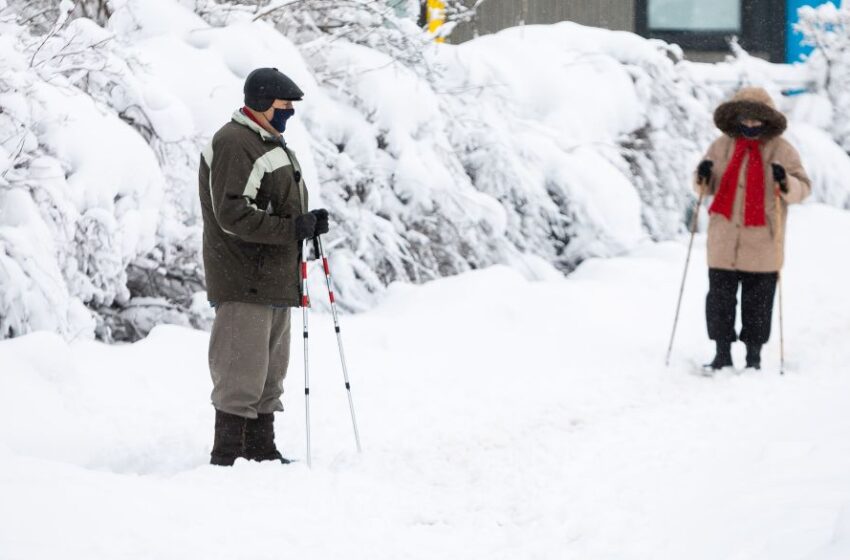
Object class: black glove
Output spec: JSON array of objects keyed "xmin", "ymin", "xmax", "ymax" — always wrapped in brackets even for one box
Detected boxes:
[
  {"xmin": 294, "ymin": 212, "xmax": 317, "ymax": 241},
  {"xmin": 310, "ymin": 208, "xmax": 329, "ymax": 236},
  {"xmin": 697, "ymin": 160, "xmax": 713, "ymax": 184},
  {"xmin": 772, "ymin": 163, "xmax": 789, "ymax": 193}
]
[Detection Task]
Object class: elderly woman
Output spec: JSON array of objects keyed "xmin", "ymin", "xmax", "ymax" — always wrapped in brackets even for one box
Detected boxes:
[{"xmin": 695, "ymin": 87, "xmax": 811, "ymax": 371}]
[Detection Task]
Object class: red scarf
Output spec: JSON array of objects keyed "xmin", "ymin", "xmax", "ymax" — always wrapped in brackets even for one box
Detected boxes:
[{"xmin": 709, "ymin": 139, "xmax": 766, "ymax": 227}]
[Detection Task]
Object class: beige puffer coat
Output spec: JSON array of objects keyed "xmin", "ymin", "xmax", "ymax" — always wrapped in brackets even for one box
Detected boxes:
[{"xmin": 694, "ymin": 87, "xmax": 811, "ymax": 273}]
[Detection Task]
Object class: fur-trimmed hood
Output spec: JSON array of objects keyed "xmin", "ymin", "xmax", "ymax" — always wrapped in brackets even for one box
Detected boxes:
[{"xmin": 713, "ymin": 87, "xmax": 787, "ymax": 139}]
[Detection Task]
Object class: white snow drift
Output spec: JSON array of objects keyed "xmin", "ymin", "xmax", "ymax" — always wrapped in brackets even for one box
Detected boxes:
[
  {"xmin": 3, "ymin": 0, "xmax": 850, "ymax": 340},
  {"xmin": 2, "ymin": 203, "xmax": 850, "ymax": 559}
]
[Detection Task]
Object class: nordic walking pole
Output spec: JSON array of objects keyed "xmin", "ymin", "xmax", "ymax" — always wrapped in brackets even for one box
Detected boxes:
[
  {"xmin": 665, "ymin": 188, "xmax": 705, "ymax": 366},
  {"xmin": 300, "ymin": 239, "xmax": 312, "ymax": 467},
  {"xmin": 315, "ymin": 235, "xmax": 363, "ymax": 453},
  {"xmin": 774, "ymin": 187, "xmax": 786, "ymax": 375}
]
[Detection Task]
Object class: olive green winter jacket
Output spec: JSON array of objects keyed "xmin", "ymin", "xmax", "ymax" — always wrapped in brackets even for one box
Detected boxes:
[{"xmin": 199, "ymin": 109, "xmax": 308, "ymax": 306}]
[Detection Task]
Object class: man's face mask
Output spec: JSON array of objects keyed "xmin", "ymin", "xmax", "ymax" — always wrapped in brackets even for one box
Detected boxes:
[{"xmin": 270, "ymin": 108, "xmax": 295, "ymax": 133}]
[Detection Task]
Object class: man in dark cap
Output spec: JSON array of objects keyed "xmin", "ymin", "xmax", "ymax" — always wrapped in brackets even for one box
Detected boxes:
[{"xmin": 198, "ymin": 68, "xmax": 329, "ymax": 466}]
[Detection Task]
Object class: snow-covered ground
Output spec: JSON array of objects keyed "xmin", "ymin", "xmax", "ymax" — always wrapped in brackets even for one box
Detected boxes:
[{"xmin": 2, "ymin": 203, "xmax": 849, "ymax": 560}]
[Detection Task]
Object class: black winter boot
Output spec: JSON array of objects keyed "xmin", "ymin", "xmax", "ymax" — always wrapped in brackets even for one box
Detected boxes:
[
  {"xmin": 745, "ymin": 344, "xmax": 762, "ymax": 370},
  {"xmin": 244, "ymin": 413, "xmax": 291, "ymax": 464},
  {"xmin": 705, "ymin": 341, "xmax": 734, "ymax": 371},
  {"xmin": 211, "ymin": 410, "xmax": 246, "ymax": 466}
]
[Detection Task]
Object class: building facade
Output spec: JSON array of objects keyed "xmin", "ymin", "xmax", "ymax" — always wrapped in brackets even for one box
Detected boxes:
[{"xmin": 447, "ymin": 0, "xmax": 838, "ymax": 63}]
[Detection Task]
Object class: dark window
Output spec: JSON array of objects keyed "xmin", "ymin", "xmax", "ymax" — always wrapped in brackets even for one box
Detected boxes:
[
  {"xmin": 635, "ymin": 0, "xmax": 786, "ymax": 62},
  {"xmin": 648, "ymin": 0, "xmax": 741, "ymax": 32}
]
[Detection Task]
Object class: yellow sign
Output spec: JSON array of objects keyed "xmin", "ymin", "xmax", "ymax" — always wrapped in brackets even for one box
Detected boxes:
[{"xmin": 427, "ymin": 0, "xmax": 447, "ymax": 43}]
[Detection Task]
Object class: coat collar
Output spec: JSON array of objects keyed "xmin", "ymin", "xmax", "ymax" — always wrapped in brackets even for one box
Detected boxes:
[{"xmin": 231, "ymin": 108, "xmax": 279, "ymax": 142}]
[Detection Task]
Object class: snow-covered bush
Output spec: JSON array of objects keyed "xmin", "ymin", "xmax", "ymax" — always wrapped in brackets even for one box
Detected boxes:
[
  {"xmin": 0, "ymin": 0, "xmax": 207, "ymax": 339},
  {"xmin": 2, "ymin": 0, "xmax": 850, "ymax": 342},
  {"xmin": 797, "ymin": 1, "xmax": 850, "ymax": 152},
  {"xmin": 307, "ymin": 20, "xmax": 725, "ymax": 271}
]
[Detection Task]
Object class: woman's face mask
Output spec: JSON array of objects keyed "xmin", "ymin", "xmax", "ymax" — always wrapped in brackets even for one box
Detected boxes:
[
  {"xmin": 738, "ymin": 117, "xmax": 764, "ymax": 139},
  {"xmin": 270, "ymin": 108, "xmax": 295, "ymax": 133}
]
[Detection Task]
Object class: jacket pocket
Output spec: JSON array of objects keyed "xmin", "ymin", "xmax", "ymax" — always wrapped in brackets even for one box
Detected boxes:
[
  {"xmin": 234, "ymin": 240, "xmax": 263, "ymax": 279},
  {"xmin": 260, "ymin": 244, "xmax": 292, "ymax": 276}
]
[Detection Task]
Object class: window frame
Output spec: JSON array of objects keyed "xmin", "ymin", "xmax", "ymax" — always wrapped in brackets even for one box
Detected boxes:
[{"xmin": 634, "ymin": 0, "xmax": 787, "ymax": 62}]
